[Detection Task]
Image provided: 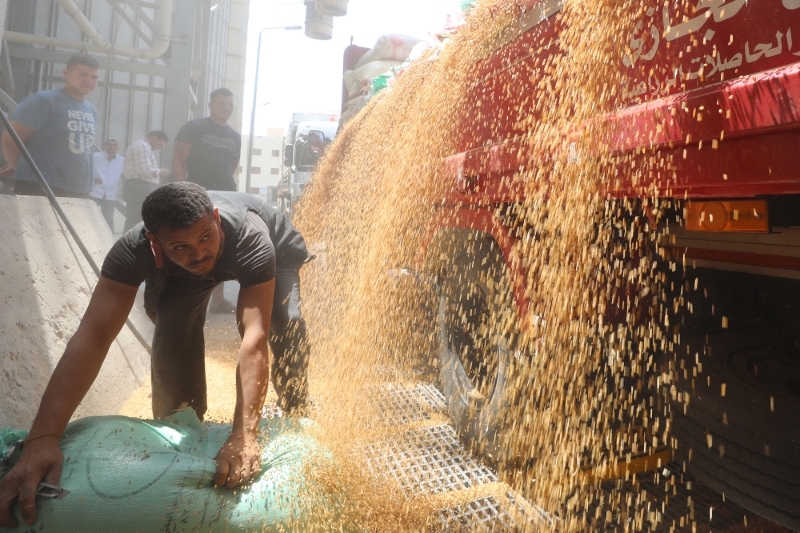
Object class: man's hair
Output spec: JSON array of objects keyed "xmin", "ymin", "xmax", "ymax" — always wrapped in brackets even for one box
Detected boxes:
[
  {"xmin": 209, "ymin": 87, "xmax": 233, "ymax": 101},
  {"xmin": 146, "ymin": 130, "xmax": 169, "ymax": 143},
  {"xmin": 104, "ymin": 139, "xmax": 118, "ymax": 145},
  {"xmin": 142, "ymin": 182, "xmax": 213, "ymax": 235},
  {"xmin": 66, "ymin": 54, "xmax": 99, "ymax": 70}
]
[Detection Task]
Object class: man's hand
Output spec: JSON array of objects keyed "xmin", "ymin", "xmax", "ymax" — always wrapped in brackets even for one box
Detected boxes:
[
  {"xmin": 0, "ymin": 437, "xmax": 63, "ymax": 528},
  {"xmin": 213, "ymin": 430, "xmax": 261, "ymax": 489},
  {"xmin": 0, "ymin": 277, "xmax": 135, "ymax": 528},
  {"xmin": 94, "ymin": 177, "xmax": 103, "ymax": 185},
  {"xmin": 0, "ymin": 163, "xmax": 14, "ymax": 178},
  {"xmin": 159, "ymin": 169, "xmax": 172, "ymax": 178}
]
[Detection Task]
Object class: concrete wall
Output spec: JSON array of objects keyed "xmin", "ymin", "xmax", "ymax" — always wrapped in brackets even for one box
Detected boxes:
[{"xmin": 0, "ymin": 196, "xmax": 152, "ymax": 428}]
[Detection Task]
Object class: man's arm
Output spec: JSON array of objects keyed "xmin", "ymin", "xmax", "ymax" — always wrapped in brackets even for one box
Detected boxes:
[
  {"xmin": 172, "ymin": 142, "xmax": 192, "ymax": 182},
  {"xmin": 0, "ymin": 121, "xmax": 36, "ymax": 171},
  {"xmin": 213, "ymin": 279, "xmax": 275, "ymax": 489},
  {"xmin": 0, "ymin": 277, "xmax": 138, "ymax": 528}
]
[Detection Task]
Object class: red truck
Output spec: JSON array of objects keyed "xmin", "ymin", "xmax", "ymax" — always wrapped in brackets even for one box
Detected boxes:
[{"xmin": 343, "ymin": 1, "xmax": 800, "ymax": 529}]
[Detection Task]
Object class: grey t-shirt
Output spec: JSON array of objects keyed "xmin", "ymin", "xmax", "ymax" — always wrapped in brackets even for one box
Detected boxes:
[
  {"xmin": 101, "ymin": 211, "xmax": 276, "ymax": 288},
  {"xmin": 11, "ymin": 88, "xmax": 97, "ymax": 193}
]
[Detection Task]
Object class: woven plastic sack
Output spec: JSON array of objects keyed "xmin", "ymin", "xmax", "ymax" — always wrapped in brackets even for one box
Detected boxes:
[
  {"xmin": 344, "ymin": 60, "xmax": 403, "ymax": 96},
  {"xmin": 353, "ymin": 35, "xmax": 424, "ymax": 70},
  {"xmin": 0, "ymin": 409, "xmax": 356, "ymax": 532}
]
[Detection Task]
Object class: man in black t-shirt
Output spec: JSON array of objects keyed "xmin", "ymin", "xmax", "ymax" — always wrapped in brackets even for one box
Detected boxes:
[
  {"xmin": 173, "ymin": 87, "xmax": 241, "ymax": 192},
  {"xmin": 174, "ymin": 88, "xmax": 243, "ymax": 313},
  {"xmin": 0, "ymin": 183, "xmax": 312, "ymax": 526}
]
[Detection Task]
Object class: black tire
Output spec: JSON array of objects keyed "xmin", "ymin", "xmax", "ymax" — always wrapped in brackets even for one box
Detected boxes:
[
  {"xmin": 432, "ymin": 228, "xmax": 516, "ymax": 463},
  {"xmin": 666, "ymin": 330, "xmax": 800, "ymax": 531}
]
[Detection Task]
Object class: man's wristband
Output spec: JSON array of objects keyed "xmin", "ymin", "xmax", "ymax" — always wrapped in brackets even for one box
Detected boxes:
[{"xmin": 24, "ymin": 433, "xmax": 61, "ymax": 444}]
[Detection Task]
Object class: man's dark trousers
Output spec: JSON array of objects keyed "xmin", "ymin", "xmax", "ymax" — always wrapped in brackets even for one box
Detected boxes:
[
  {"xmin": 93, "ymin": 197, "xmax": 116, "ymax": 229},
  {"xmin": 144, "ymin": 266, "xmax": 309, "ymax": 420}
]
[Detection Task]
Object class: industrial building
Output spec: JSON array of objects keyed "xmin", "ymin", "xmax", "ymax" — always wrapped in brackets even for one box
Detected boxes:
[{"xmin": 0, "ymin": 0, "xmax": 250, "ymax": 173}]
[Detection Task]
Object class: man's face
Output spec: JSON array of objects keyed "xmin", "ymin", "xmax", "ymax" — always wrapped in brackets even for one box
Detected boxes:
[
  {"xmin": 104, "ymin": 140, "xmax": 119, "ymax": 157},
  {"xmin": 209, "ymin": 95, "xmax": 234, "ymax": 123},
  {"xmin": 147, "ymin": 137, "xmax": 166, "ymax": 151},
  {"xmin": 149, "ymin": 209, "xmax": 222, "ymax": 275},
  {"xmin": 62, "ymin": 64, "xmax": 99, "ymax": 98}
]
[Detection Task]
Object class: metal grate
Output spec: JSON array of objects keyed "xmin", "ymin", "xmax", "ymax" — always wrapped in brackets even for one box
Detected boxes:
[
  {"xmin": 261, "ymin": 402, "xmax": 284, "ymax": 419},
  {"xmin": 434, "ymin": 492, "xmax": 552, "ymax": 532},
  {"xmin": 436, "ymin": 495, "xmax": 525, "ymax": 532},
  {"xmin": 361, "ymin": 424, "xmax": 497, "ymax": 496},
  {"xmin": 415, "ymin": 383, "xmax": 449, "ymax": 412},
  {"xmin": 369, "ymin": 383, "xmax": 449, "ymax": 425}
]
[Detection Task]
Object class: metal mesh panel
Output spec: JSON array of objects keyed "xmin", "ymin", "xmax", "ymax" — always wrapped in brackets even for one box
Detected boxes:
[
  {"xmin": 260, "ymin": 381, "xmax": 551, "ymax": 531},
  {"xmin": 369, "ymin": 383, "xmax": 448, "ymax": 426},
  {"xmin": 436, "ymin": 496, "xmax": 519, "ymax": 532},
  {"xmin": 361, "ymin": 424, "xmax": 497, "ymax": 496},
  {"xmin": 261, "ymin": 402, "xmax": 284, "ymax": 419}
]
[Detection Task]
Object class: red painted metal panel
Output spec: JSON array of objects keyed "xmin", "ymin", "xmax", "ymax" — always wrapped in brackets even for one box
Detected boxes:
[
  {"xmin": 428, "ymin": 0, "xmax": 800, "ymax": 317},
  {"xmin": 443, "ymin": 0, "xmax": 800, "ymax": 200}
]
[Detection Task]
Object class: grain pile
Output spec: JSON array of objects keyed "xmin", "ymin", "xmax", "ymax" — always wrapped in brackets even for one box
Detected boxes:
[
  {"xmin": 291, "ymin": 0, "xmax": 782, "ymax": 531},
  {"xmin": 292, "ymin": 0, "xmax": 674, "ymax": 530}
]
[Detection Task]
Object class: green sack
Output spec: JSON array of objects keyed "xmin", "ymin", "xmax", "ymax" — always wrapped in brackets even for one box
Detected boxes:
[
  {"xmin": 371, "ymin": 73, "xmax": 393, "ymax": 95},
  {"xmin": 0, "ymin": 409, "xmax": 358, "ymax": 532}
]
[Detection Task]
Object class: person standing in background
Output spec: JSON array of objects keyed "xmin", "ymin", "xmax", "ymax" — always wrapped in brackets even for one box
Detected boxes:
[
  {"xmin": 0, "ymin": 54, "xmax": 99, "ymax": 198},
  {"xmin": 90, "ymin": 139, "xmax": 124, "ymax": 230},
  {"xmin": 173, "ymin": 87, "xmax": 242, "ymax": 313},
  {"xmin": 122, "ymin": 131, "xmax": 170, "ymax": 232},
  {"xmin": 172, "ymin": 87, "xmax": 241, "ymax": 191}
]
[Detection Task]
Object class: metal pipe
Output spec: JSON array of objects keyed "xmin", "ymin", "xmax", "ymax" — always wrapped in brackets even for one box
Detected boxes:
[
  {"xmin": 3, "ymin": 0, "xmax": 173, "ymax": 60},
  {"xmin": 245, "ymin": 24, "xmax": 302, "ymax": 194},
  {"xmin": 55, "ymin": 0, "xmax": 112, "ymax": 51},
  {"xmin": 0, "ymin": 108, "xmax": 152, "ymax": 355}
]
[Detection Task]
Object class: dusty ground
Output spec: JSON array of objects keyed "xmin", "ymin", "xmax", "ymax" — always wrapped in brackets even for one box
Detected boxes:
[{"xmin": 119, "ymin": 311, "xmax": 279, "ymax": 422}]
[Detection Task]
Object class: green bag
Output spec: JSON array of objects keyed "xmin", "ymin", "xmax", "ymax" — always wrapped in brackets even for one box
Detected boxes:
[{"xmin": 0, "ymin": 409, "xmax": 358, "ymax": 532}]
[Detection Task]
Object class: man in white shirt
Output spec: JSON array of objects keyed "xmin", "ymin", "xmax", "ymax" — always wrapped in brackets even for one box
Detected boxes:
[
  {"xmin": 123, "ymin": 131, "xmax": 171, "ymax": 232},
  {"xmin": 90, "ymin": 139, "xmax": 124, "ymax": 230}
]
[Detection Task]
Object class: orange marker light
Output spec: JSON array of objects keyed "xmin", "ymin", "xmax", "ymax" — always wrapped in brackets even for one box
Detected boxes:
[{"xmin": 685, "ymin": 200, "xmax": 769, "ymax": 233}]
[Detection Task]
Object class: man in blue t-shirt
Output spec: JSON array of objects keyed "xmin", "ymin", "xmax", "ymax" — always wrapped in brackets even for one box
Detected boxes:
[{"xmin": 0, "ymin": 54, "xmax": 99, "ymax": 198}]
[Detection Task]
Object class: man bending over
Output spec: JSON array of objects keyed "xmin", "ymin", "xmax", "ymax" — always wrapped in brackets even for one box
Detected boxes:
[{"xmin": 0, "ymin": 182, "xmax": 312, "ymax": 528}]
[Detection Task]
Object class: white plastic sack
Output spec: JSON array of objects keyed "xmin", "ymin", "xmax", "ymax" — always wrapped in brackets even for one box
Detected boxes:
[
  {"xmin": 344, "ymin": 60, "xmax": 403, "ymax": 96},
  {"xmin": 353, "ymin": 34, "xmax": 425, "ymax": 70}
]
